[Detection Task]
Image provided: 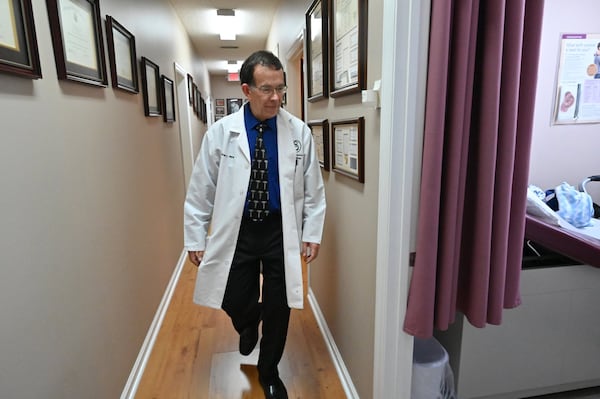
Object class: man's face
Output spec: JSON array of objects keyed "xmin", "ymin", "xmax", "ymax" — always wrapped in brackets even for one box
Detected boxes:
[{"xmin": 242, "ymin": 65, "xmax": 285, "ymax": 121}]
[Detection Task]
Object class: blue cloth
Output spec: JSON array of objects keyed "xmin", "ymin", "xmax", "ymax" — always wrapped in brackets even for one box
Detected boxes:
[
  {"xmin": 555, "ymin": 182, "xmax": 594, "ymax": 228},
  {"xmin": 243, "ymin": 104, "xmax": 281, "ymax": 214}
]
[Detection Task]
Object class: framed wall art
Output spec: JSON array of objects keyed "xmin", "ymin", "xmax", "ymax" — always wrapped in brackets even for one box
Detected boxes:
[
  {"xmin": 227, "ymin": 98, "xmax": 242, "ymax": 114},
  {"xmin": 46, "ymin": 0, "xmax": 108, "ymax": 86},
  {"xmin": 194, "ymin": 86, "xmax": 201, "ymax": 116},
  {"xmin": 161, "ymin": 75, "xmax": 175, "ymax": 123},
  {"xmin": 0, "ymin": 0, "xmax": 42, "ymax": 78},
  {"xmin": 308, "ymin": 119, "xmax": 330, "ymax": 171},
  {"xmin": 140, "ymin": 56, "xmax": 161, "ymax": 116},
  {"xmin": 105, "ymin": 15, "xmax": 138, "ymax": 93},
  {"xmin": 305, "ymin": 0, "xmax": 328, "ymax": 102},
  {"xmin": 329, "ymin": 0, "xmax": 368, "ymax": 97},
  {"xmin": 331, "ymin": 117, "xmax": 364, "ymax": 182},
  {"xmin": 192, "ymin": 82, "xmax": 198, "ymax": 113},
  {"xmin": 187, "ymin": 73, "xmax": 193, "ymax": 105}
]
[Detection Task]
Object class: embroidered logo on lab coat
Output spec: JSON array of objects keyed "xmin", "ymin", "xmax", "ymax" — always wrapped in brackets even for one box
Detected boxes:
[{"xmin": 293, "ymin": 140, "xmax": 301, "ymax": 153}]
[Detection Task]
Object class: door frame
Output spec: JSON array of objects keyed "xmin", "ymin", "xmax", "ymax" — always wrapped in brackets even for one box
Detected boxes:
[{"xmin": 173, "ymin": 63, "xmax": 194, "ymax": 192}]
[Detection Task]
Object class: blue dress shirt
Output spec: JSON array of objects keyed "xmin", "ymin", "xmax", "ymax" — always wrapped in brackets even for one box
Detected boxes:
[{"xmin": 243, "ymin": 104, "xmax": 281, "ymax": 214}]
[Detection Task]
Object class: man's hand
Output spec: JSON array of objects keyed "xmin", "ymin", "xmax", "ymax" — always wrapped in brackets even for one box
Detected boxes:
[
  {"xmin": 302, "ymin": 242, "xmax": 320, "ymax": 263},
  {"xmin": 188, "ymin": 250, "xmax": 204, "ymax": 266}
]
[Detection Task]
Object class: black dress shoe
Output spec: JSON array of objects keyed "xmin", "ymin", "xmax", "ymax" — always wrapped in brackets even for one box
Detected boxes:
[
  {"xmin": 259, "ymin": 376, "xmax": 288, "ymax": 399},
  {"xmin": 239, "ymin": 313, "xmax": 261, "ymax": 356}
]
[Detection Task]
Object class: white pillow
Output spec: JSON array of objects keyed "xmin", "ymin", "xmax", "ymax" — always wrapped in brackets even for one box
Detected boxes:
[{"xmin": 526, "ymin": 186, "xmax": 561, "ymax": 226}]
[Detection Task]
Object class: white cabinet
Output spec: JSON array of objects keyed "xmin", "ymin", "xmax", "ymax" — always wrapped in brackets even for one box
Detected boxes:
[{"xmin": 437, "ymin": 266, "xmax": 600, "ymax": 398}]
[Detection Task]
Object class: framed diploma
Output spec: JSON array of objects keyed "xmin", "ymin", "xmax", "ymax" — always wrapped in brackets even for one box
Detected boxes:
[
  {"xmin": 105, "ymin": 15, "xmax": 138, "ymax": 93},
  {"xmin": 329, "ymin": 0, "xmax": 368, "ymax": 97},
  {"xmin": 0, "ymin": 0, "xmax": 42, "ymax": 78},
  {"xmin": 161, "ymin": 75, "xmax": 175, "ymax": 123},
  {"xmin": 141, "ymin": 56, "xmax": 161, "ymax": 116},
  {"xmin": 305, "ymin": 0, "xmax": 328, "ymax": 102},
  {"xmin": 308, "ymin": 119, "xmax": 330, "ymax": 171},
  {"xmin": 46, "ymin": 0, "xmax": 108, "ymax": 86},
  {"xmin": 331, "ymin": 117, "xmax": 364, "ymax": 182}
]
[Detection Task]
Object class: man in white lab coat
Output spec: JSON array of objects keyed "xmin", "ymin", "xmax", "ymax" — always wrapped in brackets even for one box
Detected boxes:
[{"xmin": 184, "ymin": 50, "xmax": 326, "ymax": 399}]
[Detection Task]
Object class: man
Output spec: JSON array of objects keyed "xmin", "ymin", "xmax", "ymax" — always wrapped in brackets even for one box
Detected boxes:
[{"xmin": 184, "ymin": 50, "xmax": 326, "ymax": 399}]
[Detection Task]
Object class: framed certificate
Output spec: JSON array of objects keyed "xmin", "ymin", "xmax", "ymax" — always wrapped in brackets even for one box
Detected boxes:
[
  {"xmin": 331, "ymin": 117, "xmax": 364, "ymax": 182},
  {"xmin": 46, "ymin": 0, "xmax": 108, "ymax": 86},
  {"xmin": 161, "ymin": 75, "xmax": 175, "ymax": 123},
  {"xmin": 305, "ymin": 0, "xmax": 328, "ymax": 102},
  {"xmin": 308, "ymin": 119, "xmax": 330, "ymax": 170},
  {"xmin": 105, "ymin": 15, "xmax": 138, "ymax": 93},
  {"xmin": 0, "ymin": 0, "xmax": 42, "ymax": 78},
  {"xmin": 141, "ymin": 56, "xmax": 161, "ymax": 116},
  {"xmin": 329, "ymin": 0, "xmax": 368, "ymax": 97}
]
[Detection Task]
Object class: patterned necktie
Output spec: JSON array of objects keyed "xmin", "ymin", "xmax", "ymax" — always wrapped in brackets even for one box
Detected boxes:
[{"xmin": 248, "ymin": 123, "xmax": 270, "ymax": 221}]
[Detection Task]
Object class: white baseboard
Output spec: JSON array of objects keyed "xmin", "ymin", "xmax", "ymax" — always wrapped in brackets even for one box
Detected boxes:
[
  {"xmin": 120, "ymin": 250, "xmax": 188, "ymax": 399},
  {"xmin": 120, "ymin": 252, "xmax": 358, "ymax": 399},
  {"xmin": 307, "ymin": 288, "xmax": 360, "ymax": 399}
]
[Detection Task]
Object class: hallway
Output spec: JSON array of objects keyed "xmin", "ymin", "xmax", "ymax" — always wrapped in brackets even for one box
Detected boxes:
[{"xmin": 134, "ymin": 261, "xmax": 346, "ymax": 398}]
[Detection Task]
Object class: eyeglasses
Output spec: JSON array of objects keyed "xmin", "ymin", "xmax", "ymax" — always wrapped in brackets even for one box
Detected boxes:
[{"xmin": 251, "ymin": 85, "xmax": 287, "ymax": 96}]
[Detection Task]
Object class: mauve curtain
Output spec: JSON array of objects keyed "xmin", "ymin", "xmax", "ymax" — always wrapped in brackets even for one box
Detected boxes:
[{"xmin": 403, "ymin": 0, "xmax": 545, "ymax": 338}]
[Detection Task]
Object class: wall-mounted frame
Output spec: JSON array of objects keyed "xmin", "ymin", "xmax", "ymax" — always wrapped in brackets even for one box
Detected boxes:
[
  {"xmin": 46, "ymin": 0, "xmax": 108, "ymax": 87},
  {"xmin": 200, "ymin": 97, "xmax": 207, "ymax": 123},
  {"xmin": 187, "ymin": 73, "xmax": 193, "ymax": 105},
  {"xmin": 305, "ymin": 0, "xmax": 328, "ymax": 102},
  {"xmin": 0, "ymin": 0, "xmax": 42, "ymax": 78},
  {"xmin": 192, "ymin": 82, "xmax": 198, "ymax": 113},
  {"xmin": 308, "ymin": 119, "xmax": 330, "ymax": 171},
  {"xmin": 227, "ymin": 98, "xmax": 242, "ymax": 114},
  {"xmin": 194, "ymin": 86, "xmax": 201, "ymax": 116},
  {"xmin": 215, "ymin": 98, "xmax": 225, "ymax": 107},
  {"xmin": 161, "ymin": 75, "xmax": 175, "ymax": 123},
  {"xmin": 140, "ymin": 56, "xmax": 161, "ymax": 116},
  {"xmin": 105, "ymin": 15, "xmax": 138, "ymax": 93},
  {"xmin": 329, "ymin": 0, "xmax": 368, "ymax": 97},
  {"xmin": 331, "ymin": 117, "xmax": 364, "ymax": 182}
]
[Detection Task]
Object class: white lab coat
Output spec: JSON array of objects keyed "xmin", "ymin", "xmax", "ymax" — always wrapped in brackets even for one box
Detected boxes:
[{"xmin": 184, "ymin": 104, "xmax": 326, "ymax": 309}]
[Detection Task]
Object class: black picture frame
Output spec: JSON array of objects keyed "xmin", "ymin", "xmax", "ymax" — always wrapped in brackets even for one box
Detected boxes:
[
  {"xmin": 46, "ymin": 0, "xmax": 108, "ymax": 87},
  {"xmin": 329, "ymin": 0, "xmax": 368, "ymax": 97},
  {"xmin": 105, "ymin": 15, "xmax": 138, "ymax": 93},
  {"xmin": 331, "ymin": 117, "xmax": 365, "ymax": 182},
  {"xmin": 308, "ymin": 119, "xmax": 330, "ymax": 171},
  {"xmin": 305, "ymin": 0, "xmax": 328, "ymax": 102},
  {"xmin": 187, "ymin": 73, "xmax": 194, "ymax": 105},
  {"xmin": 0, "ymin": 0, "xmax": 42, "ymax": 78},
  {"xmin": 161, "ymin": 75, "xmax": 175, "ymax": 123},
  {"xmin": 192, "ymin": 82, "xmax": 198, "ymax": 113},
  {"xmin": 140, "ymin": 56, "xmax": 161, "ymax": 116},
  {"xmin": 227, "ymin": 98, "xmax": 243, "ymax": 114}
]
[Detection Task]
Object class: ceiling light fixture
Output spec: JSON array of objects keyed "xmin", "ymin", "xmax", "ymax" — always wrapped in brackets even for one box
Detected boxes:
[{"xmin": 216, "ymin": 9, "xmax": 236, "ymax": 41}]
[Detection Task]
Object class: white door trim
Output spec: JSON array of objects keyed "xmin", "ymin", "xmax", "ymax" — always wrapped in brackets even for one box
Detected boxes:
[
  {"xmin": 174, "ymin": 62, "xmax": 194, "ymax": 192},
  {"xmin": 374, "ymin": 0, "xmax": 431, "ymax": 398}
]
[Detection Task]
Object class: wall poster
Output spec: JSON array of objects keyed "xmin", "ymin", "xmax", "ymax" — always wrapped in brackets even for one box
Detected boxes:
[{"xmin": 554, "ymin": 33, "xmax": 600, "ymax": 124}]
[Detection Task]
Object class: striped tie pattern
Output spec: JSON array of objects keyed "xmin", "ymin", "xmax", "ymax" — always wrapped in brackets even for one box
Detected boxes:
[{"xmin": 248, "ymin": 123, "xmax": 270, "ymax": 221}]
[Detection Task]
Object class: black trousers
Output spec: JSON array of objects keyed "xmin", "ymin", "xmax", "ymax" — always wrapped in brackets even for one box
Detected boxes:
[{"xmin": 221, "ymin": 214, "xmax": 291, "ymax": 380}]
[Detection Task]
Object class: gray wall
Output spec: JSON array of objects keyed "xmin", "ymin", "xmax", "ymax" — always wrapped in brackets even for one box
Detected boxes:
[
  {"xmin": 269, "ymin": 1, "xmax": 384, "ymax": 397},
  {"xmin": 0, "ymin": 1, "xmax": 207, "ymax": 397}
]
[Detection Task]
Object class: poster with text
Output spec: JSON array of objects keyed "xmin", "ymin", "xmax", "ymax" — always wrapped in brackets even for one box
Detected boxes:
[{"xmin": 554, "ymin": 33, "xmax": 600, "ymax": 124}]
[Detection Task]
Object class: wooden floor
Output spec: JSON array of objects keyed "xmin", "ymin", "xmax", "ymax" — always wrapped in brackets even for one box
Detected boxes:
[{"xmin": 135, "ymin": 261, "xmax": 346, "ymax": 399}]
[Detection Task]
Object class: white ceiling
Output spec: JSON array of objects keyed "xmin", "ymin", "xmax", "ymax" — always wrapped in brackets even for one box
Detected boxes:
[{"xmin": 169, "ymin": 0, "xmax": 283, "ymax": 76}]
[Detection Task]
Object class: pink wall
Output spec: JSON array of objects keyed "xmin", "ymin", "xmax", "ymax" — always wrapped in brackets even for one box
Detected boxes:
[{"xmin": 529, "ymin": 0, "xmax": 600, "ymax": 202}]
